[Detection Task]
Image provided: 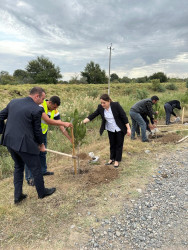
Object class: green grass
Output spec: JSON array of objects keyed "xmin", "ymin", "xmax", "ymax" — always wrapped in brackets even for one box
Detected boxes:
[{"xmin": 0, "ymin": 82, "xmax": 187, "ymax": 179}]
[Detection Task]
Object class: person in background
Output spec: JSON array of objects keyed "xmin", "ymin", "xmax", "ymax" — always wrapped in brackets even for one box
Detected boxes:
[
  {"xmin": 164, "ymin": 100, "xmax": 181, "ymax": 125},
  {"xmin": 83, "ymin": 94, "xmax": 131, "ymax": 168},
  {"xmin": 135, "ymin": 114, "xmax": 151, "ymax": 138},
  {"xmin": 129, "ymin": 96, "xmax": 159, "ymax": 142},
  {"xmin": 0, "ymin": 87, "xmax": 56, "ymax": 204},
  {"xmin": 25, "ymin": 95, "xmax": 73, "ymax": 186}
]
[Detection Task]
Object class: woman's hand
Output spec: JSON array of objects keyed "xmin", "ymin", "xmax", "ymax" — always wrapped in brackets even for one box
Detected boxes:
[
  {"xmin": 127, "ymin": 128, "xmax": 131, "ymax": 136},
  {"xmin": 83, "ymin": 118, "xmax": 90, "ymax": 124},
  {"xmin": 126, "ymin": 123, "xmax": 131, "ymax": 136}
]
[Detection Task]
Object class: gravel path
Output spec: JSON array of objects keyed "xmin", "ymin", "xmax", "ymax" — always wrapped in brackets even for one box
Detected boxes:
[{"xmin": 79, "ymin": 142, "xmax": 188, "ymax": 249}]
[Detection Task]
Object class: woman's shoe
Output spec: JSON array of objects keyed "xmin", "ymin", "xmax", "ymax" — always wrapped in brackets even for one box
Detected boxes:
[
  {"xmin": 114, "ymin": 161, "xmax": 119, "ymax": 168},
  {"xmin": 105, "ymin": 160, "xmax": 114, "ymax": 165},
  {"xmin": 114, "ymin": 164, "xmax": 119, "ymax": 168}
]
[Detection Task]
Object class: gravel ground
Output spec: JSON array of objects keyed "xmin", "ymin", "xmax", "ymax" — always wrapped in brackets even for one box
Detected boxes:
[{"xmin": 78, "ymin": 142, "xmax": 188, "ymax": 250}]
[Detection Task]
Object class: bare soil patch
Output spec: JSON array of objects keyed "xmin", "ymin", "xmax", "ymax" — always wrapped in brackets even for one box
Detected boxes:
[
  {"xmin": 66, "ymin": 162, "xmax": 119, "ymax": 188},
  {"xmin": 152, "ymin": 132, "xmax": 182, "ymax": 144},
  {"xmin": 66, "ymin": 132, "xmax": 184, "ymax": 189}
]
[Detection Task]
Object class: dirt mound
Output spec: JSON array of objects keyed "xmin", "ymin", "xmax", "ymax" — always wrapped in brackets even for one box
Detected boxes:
[
  {"xmin": 85, "ymin": 165, "xmax": 118, "ymax": 186},
  {"xmin": 77, "ymin": 152, "xmax": 89, "ymax": 160},
  {"xmin": 68, "ymin": 163, "xmax": 119, "ymax": 189},
  {"xmin": 154, "ymin": 133, "xmax": 182, "ymax": 144}
]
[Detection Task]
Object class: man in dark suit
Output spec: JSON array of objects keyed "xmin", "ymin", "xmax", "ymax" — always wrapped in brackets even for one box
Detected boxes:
[
  {"xmin": 0, "ymin": 120, "xmax": 4, "ymax": 134},
  {"xmin": 0, "ymin": 87, "xmax": 56, "ymax": 204}
]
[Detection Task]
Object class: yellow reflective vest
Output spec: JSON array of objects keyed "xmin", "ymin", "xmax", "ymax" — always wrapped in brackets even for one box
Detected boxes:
[{"xmin": 41, "ymin": 100, "xmax": 55, "ymax": 134}]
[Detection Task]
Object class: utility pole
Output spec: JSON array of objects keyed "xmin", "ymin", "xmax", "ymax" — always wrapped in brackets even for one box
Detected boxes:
[{"xmin": 107, "ymin": 43, "xmax": 114, "ymax": 95}]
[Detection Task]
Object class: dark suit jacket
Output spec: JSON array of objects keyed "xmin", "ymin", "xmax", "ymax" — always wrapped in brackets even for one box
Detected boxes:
[
  {"xmin": 88, "ymin": 102, "xmax": 129, "ymax": 135},
  {"xmin": 0, "ymin": 97, "xmax": 44, "ymax": 155},
  {"xmin": 0, "ymin": 120, "xmax": 4, "ymax": 134}
]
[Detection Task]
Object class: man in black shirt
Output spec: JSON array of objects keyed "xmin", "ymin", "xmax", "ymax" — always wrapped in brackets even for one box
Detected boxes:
[{"xmin": 164, "ymin": 100, "xmax": 181, "ymax": 125}]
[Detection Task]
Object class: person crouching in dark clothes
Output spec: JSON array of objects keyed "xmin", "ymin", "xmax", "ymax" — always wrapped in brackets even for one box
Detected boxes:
[
  {"xmin": 130, "ymin": 96, "xmax": 159, "ymax": 142},
  {"xmin": 164, "ymin": 100, "xmax": 181, "ymax": 125},
  {"xmin": 83, "ymin": 94, "xmax": 131, "ymax": 168},
  {"xmin": 135, "ymin": 114, "xmax": 151, "ymax": 137}
]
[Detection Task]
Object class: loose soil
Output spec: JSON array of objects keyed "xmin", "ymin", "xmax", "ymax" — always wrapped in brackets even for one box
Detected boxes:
[
  {"xmin": 67, "ymin": 132, "xmax": 183, "ymax": 189},
  {"xmin": 66, "ymin": 162, "xmax": 119, "ymax": 188},
  {"xmin": 149, "ymin": 132, "xmax": 182, "ymax": 144}
]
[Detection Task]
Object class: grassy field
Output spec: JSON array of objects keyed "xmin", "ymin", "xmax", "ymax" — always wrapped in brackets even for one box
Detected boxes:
[{"xmin": 0, "ymin": 82, "xmax": 188, "ymax": 249}]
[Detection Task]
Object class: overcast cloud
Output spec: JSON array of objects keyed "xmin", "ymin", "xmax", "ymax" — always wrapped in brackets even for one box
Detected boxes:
[{"xmin": 0, "ymin": 0, "xmax": 188, "ymax": 80}]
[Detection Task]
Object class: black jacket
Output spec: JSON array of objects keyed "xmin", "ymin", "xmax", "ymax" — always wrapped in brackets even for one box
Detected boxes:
[
  {"xmin": 0, "ymin": 97, "xmax": 44, "ymax": 154},
  {"xmin": 0, "ymin": 120, "xmax": 4, "ymax": 134},
  {"xmin": 165, "ymin": 100, "xmax": 181, "ymax": 116},
  {"xmin": 88, "ymin": 102, "xmax": 129, "ymax": 135}
]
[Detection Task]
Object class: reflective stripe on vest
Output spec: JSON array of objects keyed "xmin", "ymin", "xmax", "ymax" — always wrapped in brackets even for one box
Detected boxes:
[{"xmin": 41, "ymin": 100, "xmax": 55, "ymax": 134}]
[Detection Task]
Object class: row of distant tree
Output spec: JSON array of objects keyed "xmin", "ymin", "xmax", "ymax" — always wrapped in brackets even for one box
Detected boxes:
[{"xmin": 0, "ymin": 56, "xmax": 186, "ymax": 85}]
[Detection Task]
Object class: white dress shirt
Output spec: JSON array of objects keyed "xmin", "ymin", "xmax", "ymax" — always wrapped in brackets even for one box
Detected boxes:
[{"xmin": 104, "ymin": 106, "xmax": 121, "ymax": 132}]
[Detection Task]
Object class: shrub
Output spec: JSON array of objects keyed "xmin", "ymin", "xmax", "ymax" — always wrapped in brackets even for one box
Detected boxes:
[
  {"xmin": 165, "ymin": 83, "xmax": 178, "ymax": 90},
  {"xmin": 135, "ymin": 89, "xmax": 148, "ymax": 99},
  {"xmin": 124, "ymin": 87, "xmax": 133, "ymax": 95},
  {"xmin": 153, "ymin": 103, "xmax": 164, "ymax": 119},
  {"xmin": 181, "ymin": 90, "xmax": 188, "ymax": 104},
  {"xmin": 186, "ymin": 81, "xmax": 188, "ymax": 88},
  {"xmin": 87, "ymin": 89, "xmax": 99, "ymax": 99},
  {"xmin": 66, "ymin": 109, "xmax": 86, "ymax": 147},
  {"xmin": 151, "ymin": 79, "xmax": 166, "ymax": 92}
]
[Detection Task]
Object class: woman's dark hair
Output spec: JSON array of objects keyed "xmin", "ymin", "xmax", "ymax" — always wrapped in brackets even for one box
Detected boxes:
[
  {"xmin": 49, "ymin": 96, "xmax": 61, "ymax": 106},
  {"xmin": 100, "ymin": 94, "xmax": 112, "ymax": 102}
]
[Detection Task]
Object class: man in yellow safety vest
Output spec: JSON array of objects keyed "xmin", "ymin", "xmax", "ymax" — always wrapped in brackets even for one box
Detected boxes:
[{"xmin": 25, "ymin": 96, "xmax": 72, "ymax": 185}]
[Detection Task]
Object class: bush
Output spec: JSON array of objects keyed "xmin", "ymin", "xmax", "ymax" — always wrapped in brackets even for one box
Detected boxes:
[
  {"xmin": 135, "ymin": 89, "xmax": 148, "ymax": 99},
  {"xmin": 124, "ymin": 87, "xmax": 133, "ymax": 95},
  {"xmin": 87, "ymin": 89, "xmax": 99, "ymax": 99},
  {"xmin": 152, "ymin": 103, "xmax": 164, "ymax": 119},
  {"xmin": 181, "ymin": 90, "xmax": 188, "ymax": 104},
  {"xmin": 186, "ymin": 81, "xmax": 188, "ymax": 88},
  {"xmin": 165, "ymin": 83, "xmax": 178, "ymax": 90},
  {"xmin": 66, "ymin": 109, "xmax": 86, "ymax": 147},
  {"xmin": 151, "ymin": 79, "xmax": 166, "ymax": 92}
]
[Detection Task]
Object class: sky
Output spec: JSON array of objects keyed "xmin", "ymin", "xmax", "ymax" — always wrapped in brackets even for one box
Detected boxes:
[{"xmin": 0, "ymin": 0, "xmax": 188, "ymax": 81}]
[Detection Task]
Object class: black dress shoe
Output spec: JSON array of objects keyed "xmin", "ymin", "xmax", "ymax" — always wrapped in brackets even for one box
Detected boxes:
[
  {"xmin": 114, "ymin": 165, "xmax": 119, "ymax": 168},
  {"xmin": 27, "ymin": 179, "xmax": 35, "ymax": 186},
  {"xmin": 39, "ymin": 188, "xmax": 56, "ymax": 199},
  {"xmin": 105, "ymin": 160, "xmax": 114, "ymax": 165},
  {"xmin": 43, "ymin": 171, "xmax": 54, "ymax": 176},
  {"xmin": 14, "ymin": 194, "xmax": 27, "ymax": 204},
  {"xmin": 143, "ymin": 139, "xmax": 150, "ymax": 142}
]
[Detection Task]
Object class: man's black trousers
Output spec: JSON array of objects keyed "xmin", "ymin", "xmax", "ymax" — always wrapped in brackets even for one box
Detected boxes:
[{"xmin": 8, "ymin": 148, "xmax": 45, "ymax": 200}]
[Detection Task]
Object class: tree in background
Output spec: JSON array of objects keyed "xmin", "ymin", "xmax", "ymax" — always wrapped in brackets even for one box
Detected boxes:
[
  {"xmin": 13, "ymin": 69, "xmax": 28, "ymax": 79},
  {"xmin": 136, "ymin": 76, "xmax": 148, "ymax": 83},
  {"xmin": 81, "ymin": 61, "xmax": 108, "ymax": 84},
  {"xmin": 69, "ymin": 73, "xmax": 80, "ymax": 84},
  {"xmin": 119, "ymin": 76, "xmax": 131, "ymax": 83},
  {"xmin": 13, "ymin": 69, "xmax": 34, "ymax": 84},
  {"xmin": 110, "ymin": 73, "xmax": 119, "ymax": 82},
  {"xmin": 149, "ymin": 72, "xmax": 167, "ymax": 83},
  {"xmin": 0, "ymin": 71, "xmax": 15, "ymax": 85},
  {"xmin": 26, "ymin": 56, "xmax": 62, "ymax": 84}
]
